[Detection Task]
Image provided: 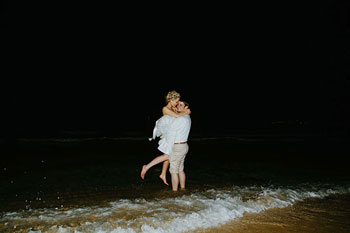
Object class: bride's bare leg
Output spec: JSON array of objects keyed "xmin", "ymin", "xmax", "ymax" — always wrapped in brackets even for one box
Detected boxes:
[
  {"xmin": 141, "ymin": 154, "xmax": 169, "ymax": 179},
  {"xmin": 159, "ymin": 160, "xmax": 170, "ymax": 186}
]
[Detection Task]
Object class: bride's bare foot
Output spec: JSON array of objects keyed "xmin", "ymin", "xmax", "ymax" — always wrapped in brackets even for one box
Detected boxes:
[
  {"xmin": 159, "ymin": 174, "xmax": 169, "ymax": 186},
  {"xmin": 141, "ymin": 165, "xmax": 147, "ymax": 179}
]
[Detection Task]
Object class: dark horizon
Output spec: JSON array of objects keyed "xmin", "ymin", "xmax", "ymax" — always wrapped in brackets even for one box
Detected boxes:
[
  {"xmin": 2, "ymin": 1, "xmax": 349, "ymax": 140},
  {"xmin": 3, "ymin": 77, "xmax": 349, "ymax": 140}
]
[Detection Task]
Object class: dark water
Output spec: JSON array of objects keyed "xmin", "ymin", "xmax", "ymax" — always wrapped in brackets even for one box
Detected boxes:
[{"xmin": 1, "ymin": 136, "xmax": 349, "ymax": 232}]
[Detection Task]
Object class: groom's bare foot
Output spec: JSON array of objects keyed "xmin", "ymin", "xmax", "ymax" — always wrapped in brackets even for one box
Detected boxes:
[
  {"xmin": 159, "ymin": 174, "xmax": 169, "ymax": 186},
  {"xmin": 141, "ymin": 165, "xmax": 147, "ymax": 179}
]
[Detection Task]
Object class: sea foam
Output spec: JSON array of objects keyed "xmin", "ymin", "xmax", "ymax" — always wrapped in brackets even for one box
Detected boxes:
[{"xmin": 1, "ymin": 184, "xmax": 349, "ymax": 233}]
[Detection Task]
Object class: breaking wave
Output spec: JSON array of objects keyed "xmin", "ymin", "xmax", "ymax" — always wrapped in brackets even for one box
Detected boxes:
[{"xmin": 1, "ymin": 184, "xmax": 349, "ymax": 233}]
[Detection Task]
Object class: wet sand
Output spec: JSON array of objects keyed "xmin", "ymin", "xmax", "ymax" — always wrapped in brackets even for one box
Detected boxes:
[{"xmin": 190, "ymin": 193, "xmax": 350, "ymax": 233}]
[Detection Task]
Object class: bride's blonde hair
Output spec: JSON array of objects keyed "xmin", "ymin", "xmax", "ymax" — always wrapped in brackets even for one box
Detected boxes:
[{"xmin": 165, "ymin": 90, "xmax": 181, "ymax": 104}]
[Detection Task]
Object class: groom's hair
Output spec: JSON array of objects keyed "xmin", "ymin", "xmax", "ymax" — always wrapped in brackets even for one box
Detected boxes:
[{"xmin": 182, "ymin": 101, "xmax": 189, "ymax": 107}]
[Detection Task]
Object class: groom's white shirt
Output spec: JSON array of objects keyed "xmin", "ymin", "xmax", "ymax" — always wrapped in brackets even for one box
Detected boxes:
[
  {"xmin": 165, "ymin": 114, "xmax": 191, "ymax": 153},
  {"xmin": 150, "ymin": 114, "xmax": 191, "ymax": 155}
]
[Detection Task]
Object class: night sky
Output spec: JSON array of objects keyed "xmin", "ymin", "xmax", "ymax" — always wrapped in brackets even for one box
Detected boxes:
[{"xmin": 2, "ymin": 1, "xmax": 349, "ymax": 140}]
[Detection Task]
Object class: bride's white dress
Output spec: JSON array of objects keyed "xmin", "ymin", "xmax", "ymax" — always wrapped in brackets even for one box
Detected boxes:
[{"xmin": 150, "ymin": 115, "xmax": 176, "ymax": 155}]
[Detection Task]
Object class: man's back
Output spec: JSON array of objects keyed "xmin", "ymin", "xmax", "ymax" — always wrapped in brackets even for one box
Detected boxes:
[
  {"xmin": 168, "ymin": 114, "xmax": 191, "ymax": 191},
  {"xmin": 174, "ymin": 114, "xmax": 191, "ymax": 143}
]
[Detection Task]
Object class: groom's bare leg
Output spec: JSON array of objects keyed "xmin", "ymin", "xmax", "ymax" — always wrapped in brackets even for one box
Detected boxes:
[
  {"xmin": 159, "ymin": 161, "xmax": 170, "ymax": 186},
  {"xmin": 141, "ymin": 154, "xmax": 169, "ymax": 179},
  {"xmin": 179, "ymin": 171, "xmax": 186, "ymax": 189},
  {"xmin": 171, "ymin": 173, "xmax": 179, "ymax": 191}
]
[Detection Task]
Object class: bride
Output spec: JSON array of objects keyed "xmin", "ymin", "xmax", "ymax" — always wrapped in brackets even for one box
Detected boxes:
[{"xmin": 141, "ymin": 90, "xmax": 191, "ymax": 185}]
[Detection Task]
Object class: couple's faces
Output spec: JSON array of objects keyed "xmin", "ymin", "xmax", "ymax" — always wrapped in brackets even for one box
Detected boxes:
[
  {"xmin": 170, "ymin": 98, "xmax": 180, "ymax": 107},
  {"xmin": 177, "ymin": 102, "xmax": 186, "ymax": 111},
  {"xmin": 171, "ymin": 98, "xmax": 186, "ymax": 112}
]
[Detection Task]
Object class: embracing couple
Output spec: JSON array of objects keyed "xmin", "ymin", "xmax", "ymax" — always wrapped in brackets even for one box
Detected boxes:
[{"xmin": 141, "ymin": 90, "xmax": 191, "ymax": 191}]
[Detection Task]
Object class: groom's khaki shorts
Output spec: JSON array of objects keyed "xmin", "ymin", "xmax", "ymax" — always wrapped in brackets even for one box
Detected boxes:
[{"xmin": 169, "ymin": 143, "xmax": 189, "ymax": 174}]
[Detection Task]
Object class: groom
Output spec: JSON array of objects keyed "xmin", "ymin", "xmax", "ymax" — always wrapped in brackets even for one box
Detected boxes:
[{"xmin": 167, "ymin": 101, "xmax": 191, "ymax": 191}]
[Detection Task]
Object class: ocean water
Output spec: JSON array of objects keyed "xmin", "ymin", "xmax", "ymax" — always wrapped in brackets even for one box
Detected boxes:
[{"xmin": 1, "ymin": 137, "xmax": 350, "ymax": 232}]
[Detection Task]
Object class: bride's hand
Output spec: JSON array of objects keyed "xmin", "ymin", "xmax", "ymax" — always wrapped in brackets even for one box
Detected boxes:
[{"xmin": 186, "ymin": 108, "xmax": 191, "ymax": 115}]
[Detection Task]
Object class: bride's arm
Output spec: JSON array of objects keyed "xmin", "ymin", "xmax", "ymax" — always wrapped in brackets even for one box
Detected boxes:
[
  {"xmin": 162, "ymin": 106, "xmax": 186, "ymax": 117},
  {"xmin": 162, "ymin": 106, "xmax": 191, "ymax": 117}
]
